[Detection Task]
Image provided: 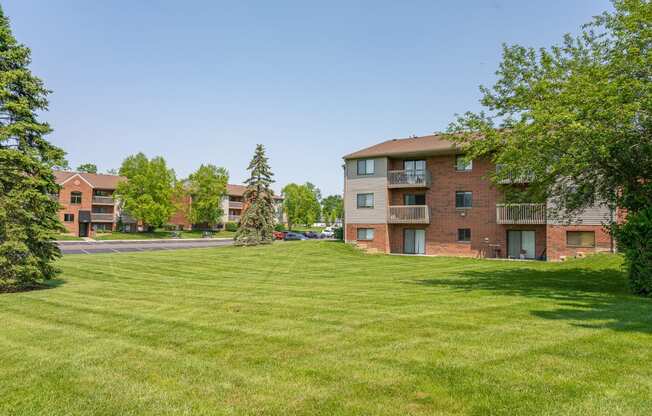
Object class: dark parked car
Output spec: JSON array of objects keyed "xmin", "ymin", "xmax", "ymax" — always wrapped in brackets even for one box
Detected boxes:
[
  {"xmin": 303, "ymin": 231, "xmax": 319, "ymax": 239},
  {"xmin": 284, "ymin": 232, "xmax": 307, "ymax": 241}
]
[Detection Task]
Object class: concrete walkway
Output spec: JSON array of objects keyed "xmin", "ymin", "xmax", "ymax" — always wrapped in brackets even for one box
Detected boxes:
[{"xmin": 57, "ymin": 238, "xmax": 234, "ymax": 255}]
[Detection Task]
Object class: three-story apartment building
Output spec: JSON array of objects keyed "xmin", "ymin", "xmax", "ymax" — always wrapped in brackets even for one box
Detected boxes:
[
  {"xmin": 54, "ymin": 171, "xmax": 136, "ymax": 237},
  {"xmin": 343, "ymin": 134, "xmax": 614, "ymax": 261}
]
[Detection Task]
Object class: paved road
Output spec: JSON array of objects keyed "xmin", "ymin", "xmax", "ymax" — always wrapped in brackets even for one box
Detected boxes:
[{"xmin": 58, "ymin": 238, "xmax": 234, "ymax": 255}]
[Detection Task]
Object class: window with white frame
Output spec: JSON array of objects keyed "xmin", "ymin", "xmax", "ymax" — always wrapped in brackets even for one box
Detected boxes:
[
  {"xmin": 356, "ymin": 159, "xmax": 375, "ymax": 175},
  {"xmin": 455, "ymin": 191, "xmax": 472, "ymax": 208},
  {"xmin": 356, "ymin": 193, "xmax": 374, "ymax": 208},
  {"xmin": 357, "ymin": 228, "xmax": 374, "ymax": 240},
  {"xmin": 455, "ymin": 155, "xmax": 473, "ymax": 171}
]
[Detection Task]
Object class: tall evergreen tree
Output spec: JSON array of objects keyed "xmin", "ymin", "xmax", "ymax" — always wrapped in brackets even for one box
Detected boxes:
[
  {"xmin": 0, "ymin": 7, "xmax": 66, "ymax": 291},
  {"xmin": 235, "ymin": 145, "xmax": 276, "ymax": 246}
]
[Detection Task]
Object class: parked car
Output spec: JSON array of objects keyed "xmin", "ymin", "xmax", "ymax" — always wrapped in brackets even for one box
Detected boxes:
[
  {"xmin": 284, "ymin": 232, "xmax": 307, "ymax": 241},
  {"xmin": 303, "ymin": 231, "xmax": 320, "ymax": 239},
  {"xmin": 320, "ymin": 227, "xmax": 335, "ymax": 238},
  {"xmin": 273, "ymin": 231, "xmax": 286, "ymax": 240}
]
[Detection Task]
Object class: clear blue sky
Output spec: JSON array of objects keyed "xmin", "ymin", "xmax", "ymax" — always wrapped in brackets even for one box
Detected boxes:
[{"xmin": 5, "ymin": 0, "xmax": 612, "ymax": 196}]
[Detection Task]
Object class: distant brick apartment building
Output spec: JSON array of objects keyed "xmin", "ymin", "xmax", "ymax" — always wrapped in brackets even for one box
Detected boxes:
[
  {"xmin": 343, "ymin": 134, "xmax": 615, "ymax": 261},
  {"xmin": 169, "ymin": 184, "xmax": 285, "ymax": 230},
  {"xmin": 53, "ymin": 171, "xmax": 136, "ymax": 237}
]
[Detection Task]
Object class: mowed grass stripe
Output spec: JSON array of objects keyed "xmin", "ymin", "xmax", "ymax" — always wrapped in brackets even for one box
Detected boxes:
[{"xmin": 2, "ymin": 241, "xmax": 651, "ymax": 415}]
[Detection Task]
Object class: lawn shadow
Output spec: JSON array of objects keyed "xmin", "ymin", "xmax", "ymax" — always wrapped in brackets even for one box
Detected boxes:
[
  {"xmin": 0, "ymin": 277, "xmax": 66, "ymax": 294},
  {"xmin": 414, "ymin": 263, "xmax": 652, "ymax": 334}
]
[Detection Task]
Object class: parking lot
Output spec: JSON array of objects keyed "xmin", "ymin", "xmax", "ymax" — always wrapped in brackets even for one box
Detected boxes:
[{"xmin": 57, "ymin": 238, "xmax": 234, "ymax": 255}]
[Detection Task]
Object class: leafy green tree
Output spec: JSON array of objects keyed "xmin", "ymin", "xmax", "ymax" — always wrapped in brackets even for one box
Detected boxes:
[
  {"xmin": 76, "ymin": 163, "xmax": 97, "ymax": 174},
  {"xmin": 105, "ymin": 168, "xmax": 118, "ymax": 175},
  {"xmin": 186, "ymin": 164, "xmax": 229, "ymax": 227},
  {"xmin": 235, "ymin": 145, "xmax": 276, "ymax": 245},
  {"xmin": 116, "ymin": 153, "xmax": 177, "ymax": 231},
  {"xmin": 448, "ymin": 0, "xmax": 652, "ymax": 294},
  {"xmin": 0, "ymin": 7, "xmax": 65, "ymax": 291},
  {"xmin": 321, "ymin": 195, "xmax": 343, "ymax": 225},
  {"xmin": 282, "ymin": 183, "xmax": 321, "ymax": 230}
]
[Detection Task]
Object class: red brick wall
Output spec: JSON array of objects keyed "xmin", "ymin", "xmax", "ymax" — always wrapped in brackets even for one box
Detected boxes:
[
  {"xmin": 57, "ymin": 177, "xmax": 93, "ymax": 236},
  {"xmin": 169, "ymin": 194, "xmax": 193, "ymax": 230},
  {"xmin": 546, "ymin": 224, "xmax": 613, "ymax": 261},
  {"xmin": 345, "ymin": 223, "xmax": 388, "ymax": 253}
]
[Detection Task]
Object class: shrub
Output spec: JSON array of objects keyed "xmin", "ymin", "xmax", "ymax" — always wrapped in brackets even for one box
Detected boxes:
[
  {"xmin": 225, "ymin": 222, "xmax": 239, "ymax": 232},
  {"xmin": 274, "ymin": 223, "xmax": 286, "ymax": 232},
  {"xmin": 614, "ymin": 207, "xmax": 652, "ymax": 296},
  {"xmin": 334, "ymin": 227, "xmax": 343, "ymax": 240}
]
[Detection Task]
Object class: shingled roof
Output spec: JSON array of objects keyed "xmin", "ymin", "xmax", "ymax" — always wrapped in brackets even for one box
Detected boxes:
[
  {"xmin": 343, "ymin": 134, "xmax": 461, "ymax": 159},
  {"xmin": 53, "ymin": 171, "xmax": 127, "ymax": 189}
]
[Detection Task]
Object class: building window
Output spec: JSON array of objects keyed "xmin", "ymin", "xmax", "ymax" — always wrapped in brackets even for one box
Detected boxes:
[
  {"xmin": 455, "ymin": 191, "xmax": 472, "ymax": 208},
  {"xmin": 567, "ymin": 231, "xmax": 595, "ymax": 248},
  {"xmin": 455, "ymin": 155, "xmax": 473, "ymax": 171},
  {"xmin": 70, "ymin": 191, "xmax": 82, "ymax": 204},
  {"xmin": 458, "ymin": 228, "xmax": 471, "ymax": 242},
  {"xmin": 93, "ymin": 223, "xmax": 111, "ymax": 232},
  {"xmin": 357, "ymin": 228, "xmax": 374, "ymax": 240},
  {"xmin": 356, "ymin": 159, "xmax": 375, "ymax": 175},
  {"xmin": 404, "ymin": 193, "xmax": 426, "ymax": 205},
  {"xmin": 357, "ymin": 193, "xmax": 374, "ymax": 208},
  {"xmin": 64, "ymin": 213, "xmax": 74, "ymax": 222}
]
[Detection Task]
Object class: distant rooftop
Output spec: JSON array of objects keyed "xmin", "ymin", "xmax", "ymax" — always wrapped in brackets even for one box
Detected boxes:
[
  {"xmin": 343, "ymin": 133, "xmax": 461, "ymax": 159},
  {"xmin": 53, "ymin": 171, "xmax": 126, "ymax": 189}
]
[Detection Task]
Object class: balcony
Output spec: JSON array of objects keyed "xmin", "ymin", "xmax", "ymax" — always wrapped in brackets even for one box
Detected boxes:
[
  {"xmin": 92, "ymin": 195, "xmax": 115, "ymax": 205},
  {"xmin": 495, "ymin": 165, "xmax": 535, "ymax": 184},
  {"xmin": 387, "ymin": 170, "xmax": 431, "ymax": 188},
  {"xmin": 496, "ymin": 203, "xmax": 546, "ymax": 224},
  {"xmin": 91, "ymin": 213, "xmax": 115, "ymax": 222},
  {"xmin": 387, "ymin": 205, "xmax": 430, "ymax": 224},
  {"xmin": 228, "ymin": 215, "xmax": 241, "ymax": 222},
  {"xmin": 229, "ymin": 201, "xmax": 243, "ymax": 209}
]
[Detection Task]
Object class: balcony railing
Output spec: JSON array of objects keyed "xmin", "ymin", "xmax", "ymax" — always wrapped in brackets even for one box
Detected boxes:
[
  {"xmin": 228, "ymin": 215, "xmax": 241, "ymax": 222},
  {"xmin": 387, "ymin": 205, "xmax": 430, "ymax": 224},
  {"xmin": 92, "ymin": 195, "xmax": 115, "ymax": 204},
  {"xmin": 91, "ymin": 213, "xmax": 115, "ymax": 222},
  {"xmin": 387, "ymin": 170, "xmax": 431, "ymax": 188},
  {"xmin": 495, "ymin": 165, "xmax": 535, "ymax": 184},
  {"xmin": 496, "ymin": 203, "xmax": 546, "ymax": 224},
  {"xmin": 229, "ymin": 201, "xmax": 243, "ymax": 209}
]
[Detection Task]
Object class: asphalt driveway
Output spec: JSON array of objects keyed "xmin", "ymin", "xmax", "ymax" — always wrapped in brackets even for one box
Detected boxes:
[{"xmin": 57, "ymin": 238, "xmax": 234, "ymax": 255}]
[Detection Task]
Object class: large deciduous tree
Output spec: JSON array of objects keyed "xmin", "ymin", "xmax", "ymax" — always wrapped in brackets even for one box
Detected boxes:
[
  {"xmin": 186, "ymin": 164, "xmax": 229, "ymax": 228},
  {"xmin": 76, "ymin": 163, "xmax": 97, "ymax": 173},
  {"xmin": 282, "ymin": 183, "xmax": 321, "ymax": 230},
  {"xmin": 116, "ymin": 153, "xmax": 177, "ymax": 231},
  {"xmin": 235, "ymin": 145, "xmax": 276, "ymax": 245},
  {"xmin": 321, "ymin": 195, "xmax": 343, "ymax": 225},
  {"xmin": 448, "ymin": 0, "xmax": 652, "ymax": 294},
  {"xmin": 0, "ymin": 6, "xmax": 66, "ymax": 291}
]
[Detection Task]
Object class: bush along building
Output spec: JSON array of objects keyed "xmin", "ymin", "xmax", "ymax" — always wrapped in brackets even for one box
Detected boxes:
[
  {"xmin": 343, "ymin": 134, "xmax": 615, "ymax": 261},
  {"xmin": 53, "ymin": 171, "xmax": 137, "ymax": 237}
]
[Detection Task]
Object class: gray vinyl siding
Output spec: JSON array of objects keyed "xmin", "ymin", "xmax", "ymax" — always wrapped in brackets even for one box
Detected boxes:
[
  {"xmin": 344, "ymin": 176, "xmax": 388, "ymax": 224},
  {"xmin": 547, "ymin": 202, "xmax": 614, "ymax": 225},
  {"xmin": 345, "ymin": 157, "xmax": 388, "ymax": 180}
]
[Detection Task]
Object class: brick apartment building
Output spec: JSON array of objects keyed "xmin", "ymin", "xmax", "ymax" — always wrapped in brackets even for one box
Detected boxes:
[
  {"xmin": 343, "ymin": 134, "xmax": 614, "ymax": 261},
  {"xmin": 53, "ymin": 171, "xmax": 136, "ymax": 237},
  {"xmin": 169, "ymin": 184, "xmax": 285, "ymax": 230}
]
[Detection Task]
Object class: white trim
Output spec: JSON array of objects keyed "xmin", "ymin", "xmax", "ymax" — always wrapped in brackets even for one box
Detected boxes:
[{"xmin": 60, "ymin": 173, "xmax": 94, "ymax": 188}]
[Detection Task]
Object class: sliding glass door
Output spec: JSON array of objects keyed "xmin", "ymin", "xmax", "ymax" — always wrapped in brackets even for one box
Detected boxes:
[{"xmin": 404, "ymin": 229, "xmax": 425, "ymax": 255}]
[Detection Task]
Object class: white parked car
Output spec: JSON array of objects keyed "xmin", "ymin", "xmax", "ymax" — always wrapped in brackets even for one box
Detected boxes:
[{"xmin": 320, "ymin": 227, "xmax": 335, "ymax": 238}]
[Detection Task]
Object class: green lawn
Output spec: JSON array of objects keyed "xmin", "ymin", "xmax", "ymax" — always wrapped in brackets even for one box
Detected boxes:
[
  {"xmin": 54, "ymin": 234, "xmax": 84, "ymax": 241},
  {"xmin": 2, "ymin": 242, "xmax": 651, "ymax": 415},
  {"xmin": 93, "ymin": 230, "xmax": 236, "ymax": 240}
]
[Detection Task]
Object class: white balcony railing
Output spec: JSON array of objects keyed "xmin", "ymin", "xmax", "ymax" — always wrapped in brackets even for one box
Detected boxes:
[
  {"xmin": 91, "ymin": 213, "xmax": 115, "ymax": 222},
  {"xmin": 92, "ymin": 195, "xmax": 115, "ymax": 204},
  {"xmin": 496, "ymin": 203, "xmax": 546, "ymax": 224},
  {"xmin": 495, "ymin": 165, "xmax": 535, "ymax": 184},
  {"xmin": 228, "ymin": 215, "xmax": 241, "ymax": 222},
  {"xmin": 228, "ymin": 201, "xmax": 243, "ymax": 209},
  {"xmin": 387, "ymin": 205, "xmax": 430, "ymax": 224},
  {"xmin": 387, "ymin": 170, "xmax": 431, "ymax": 188}
]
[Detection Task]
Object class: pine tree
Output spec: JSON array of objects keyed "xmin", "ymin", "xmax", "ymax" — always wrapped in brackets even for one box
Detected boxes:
[
  {"xmin": 234, "ymin": 145, "xmax": 276, "ymax": 246},
  {"xmin": 0, "ymin": 6, "xmax": 66, "ymax": 291}
]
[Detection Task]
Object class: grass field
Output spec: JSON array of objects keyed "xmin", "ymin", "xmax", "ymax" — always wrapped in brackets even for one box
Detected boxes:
[{"xmin": 1, "ymin": 242, "xmax": 651, "ymax": 415}]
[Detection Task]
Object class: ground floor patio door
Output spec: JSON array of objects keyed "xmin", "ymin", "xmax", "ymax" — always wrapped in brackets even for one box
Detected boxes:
[
  {"xmin": 404, "ymin": 229, "xmax": 425, "ymax": 255},
  {"xmin": 507, "ymin": 230, "xmax": 535, "ymax": 259}
]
